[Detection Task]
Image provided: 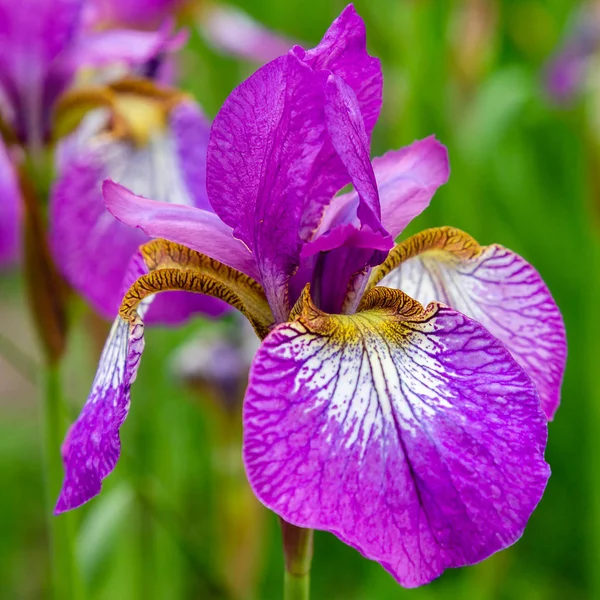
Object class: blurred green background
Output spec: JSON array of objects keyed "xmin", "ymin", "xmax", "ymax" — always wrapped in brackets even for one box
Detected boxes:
[{"xmin": 0, "ymin": 0, "xmax": 596, "ymax": 597}]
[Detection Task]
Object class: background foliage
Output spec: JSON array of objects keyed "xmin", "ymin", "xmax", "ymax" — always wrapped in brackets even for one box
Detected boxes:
[{"xmin": 0, "ymin": 0, "xmax": 595, "ymax": 598}]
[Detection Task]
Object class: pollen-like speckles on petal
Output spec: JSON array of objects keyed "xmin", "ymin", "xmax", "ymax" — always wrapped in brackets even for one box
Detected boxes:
[
  {"xmin": 243, "ymin": 289, "xmax": 549, "ymax": 587},
  {"xmin": 372, "ymin": 227, "xmax": 566, "ymax": 419},
  {"xmin": 121, "ymin": 238, "xmax": 274, "ymax": 338}
]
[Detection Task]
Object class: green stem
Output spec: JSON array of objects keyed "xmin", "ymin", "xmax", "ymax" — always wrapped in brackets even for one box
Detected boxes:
[
  {"xmin": 280, "ymin": 520, "xmax": 313, "ymax": 600},
  {"xmin": 41, "ymin": 362, "xmax": 84, "ymax": 600}
]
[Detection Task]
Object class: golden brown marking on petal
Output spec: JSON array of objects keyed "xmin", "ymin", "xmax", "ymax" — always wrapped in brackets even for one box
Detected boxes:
[
  {"xmin": 289, "ymin": 282, "xmax": 438, "ymax": 347},
  {"xmin": 367, "ymin": 226, "xmax": 482, "ymax": 291},
  {"xmin": 52, "ymin": 78, "xmax": 188, "ymax": 144},
  {"xmin": 120, "ymin": 239, "xmax": 274, "ymax": 339}
]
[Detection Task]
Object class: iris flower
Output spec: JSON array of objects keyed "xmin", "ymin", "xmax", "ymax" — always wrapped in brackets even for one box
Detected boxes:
[
  {"xmin": 545, "ymin": 6, "xmax": 600, "ymax": 103},
  {"xmin": 57, "ymin": 5, "xmax": 566, "ymax": 587},
  {"xmin": 50, "ymin": 80, "xmax": 227, "ymax": 322}
]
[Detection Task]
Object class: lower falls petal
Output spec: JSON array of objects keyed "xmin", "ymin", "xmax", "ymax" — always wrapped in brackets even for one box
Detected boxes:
[{"xmin": 243, "ymin": 287, "xmax": 549, "ymax": 587}]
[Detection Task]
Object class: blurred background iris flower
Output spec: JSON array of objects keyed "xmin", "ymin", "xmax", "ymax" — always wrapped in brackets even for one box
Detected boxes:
[{"xmin": 0, "ymin": 0, "xmax": 597, "ymax": 598}]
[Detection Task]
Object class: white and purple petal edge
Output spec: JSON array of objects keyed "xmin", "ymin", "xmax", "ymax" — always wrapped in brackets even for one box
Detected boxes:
[
  {"xmin": 380, "ymin": 240, "xmax": 566, "ymax": 419},
  {"xmin": 55, "ymin": 298, "xmax": 152, "ymax": 513}
]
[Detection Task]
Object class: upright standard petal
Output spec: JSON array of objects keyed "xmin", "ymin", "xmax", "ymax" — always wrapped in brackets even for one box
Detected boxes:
[
  {"xmin": 296, "ymin": 4, "xmax": 382, "ymax": 238},
  {"xmin": 244, "ymin": 287, "xmax": 549, "ymax": 587},
  {"xmin": 0, "ymin": 141, "xmax": 22, "ymax": 266},
  {"xmin": 206, "ymin": 53, "xmax": 328, "ymax": 320},
  {"xmin": 57, "ymin": 239, "xmax": 273, "ymax": 511},
  {"xmin": 370, "ymin": 227, "xmax": 566, "ymax": 419}
]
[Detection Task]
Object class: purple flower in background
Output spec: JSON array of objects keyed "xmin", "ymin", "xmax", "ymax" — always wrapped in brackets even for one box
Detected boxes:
[
  {"xmin": 0, "ymin": 0, "xmax": 181, "ymax": 151},
  {"xmin": 0, "ymin": 140, "xmax": 22, "ymax": 267},
  {"xmin": 198, "ymin": 2, "xmax": 296, "ymax": 63},
  {"xmin": 85, "ymin": 0, "xmax": 184, "ymax": 30},
  {"xmin": 57, "ymin": 4, "xmax": 566, "ymax": 587},
  {"xmin": 545, "ymin": 6, "xmax": 600, "ymax": 103},
  {"xmin": 50, "ymin": 81, "xmax": 227, "ymax": 322}
]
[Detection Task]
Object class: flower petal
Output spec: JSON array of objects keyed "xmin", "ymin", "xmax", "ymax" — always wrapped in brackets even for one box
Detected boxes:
[
  {"xmin": 0, "ymin": 141, "xmax": 21, "ymax": 266},
  {"xmin": 103, "ymin": 180, "xmax": 259, "ymax": 281},
  {"xmin": 297, "ymin": 4, "xmax": 382, "ymax": 238},
  {"xmin": 244, "ymin": 287, "xmax": 549, "ymax": 587},
  {"xmin": 206, "ymin": 53, "xmax": 328, "ymax": 320},
  {"xmin": 57, "ymin": 239, "xmax": 272, "ymax": 511},
  {"xmin": 50, "ymin": 101, "xmax": 223, "ymax": 321},
  {"xmin": 370, "ymin": 227, "xmax": 566, "ymax": 419},
  {"xmin": 60, "ymin": 20, "xmax": 186, "ymax": 75},
  {"xmin": 377, "ymin": 138, "xmax": 450, "ymax": 239},
  {"xmin": 198, "ymin": 2, "xmax": 295, "ymax": 63},
  {"xmin": 56, "ymin": 301, "xmax": 151, "ymax": 513}
]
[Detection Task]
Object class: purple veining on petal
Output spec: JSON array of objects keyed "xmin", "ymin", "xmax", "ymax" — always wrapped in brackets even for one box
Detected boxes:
[
  {"xmin": 380, "ymin": 244, "xmax": 566, "ymax": 419},
  {"xmin": 243, "ymin": 305, "xmax": 549, "ymax": 587},
  {"xmin": 206, "ymin": 53, "xmax": 328, "ymax": 321},
  {"xmin": 56, "ymin": 298, "xmax": 152, "ymax": 513},
  {"xmin": 296, "ymin": 4, "xmax": 383, "ymax": 239}
]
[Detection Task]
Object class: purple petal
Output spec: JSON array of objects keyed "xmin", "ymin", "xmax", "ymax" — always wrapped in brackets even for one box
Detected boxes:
[
  {"xmin": 243, "ymin": 298, "xmax": 549, "ymax": 587},
  {"xmin": 58, "ymin": 20, "xmax": 186, "ymax": 75},
  {"xmin": 51, "ymin": 103, "xmax": 226, "ymax": 322},
  {"xmin": 206, "ymin": 53, "xmax": 328, "ymax": 320},
  {"xmin": 84, "ymin": 0, "xmax": 184, "ymax": 29},
  {"xmin": 377, "ymin": 138, "xmax": 450, "ymax": 238},
  {"xmin": 296, "ymin": 4, "xmax": 383, "ymax": 238},
  {"xmin": 56, "ymin": 302, "xmax": 150, "ymax": 513},
  {"xmin": 378, "ymin": 233, "xmax": 566, "ymax": 419},
  {"xmin": 0, "ymin": 0, "xmax": 83, "ymax": 143},
  {"xmin": 103, "ymin": 181, "xmax": 259, "ymax": 281},
  {"xmin": 198, "ymin": 3, "xmax": 295, "ymax": 63},
  {"xmin": 0, "ymin": 141, "xmax": 22, "ymax": 266},
  {"xmin": 170, "ymin": 101, "xmax": 212, "ymax": 212}
]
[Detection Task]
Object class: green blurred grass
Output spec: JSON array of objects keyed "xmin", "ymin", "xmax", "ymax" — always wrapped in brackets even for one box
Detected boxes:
[{"xmin": 0, "ymin": 0, "xmax": 595, "ymax": 597}]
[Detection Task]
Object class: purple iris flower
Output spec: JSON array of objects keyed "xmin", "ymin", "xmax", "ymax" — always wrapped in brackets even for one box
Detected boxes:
[
  {"xmin": 545, "ymin": 7, "xmax": 600, "ymax": 103},
  {"xmin": 0, "ymin": 0, "xmax": 182, "ymax": 151},
  {"xmin": 57, "ymin": 5, "xmax": 566, "ymax": 587},
  {"xmin": 50, "ymin": 82, "xmax": 227, "ymax": 322}
]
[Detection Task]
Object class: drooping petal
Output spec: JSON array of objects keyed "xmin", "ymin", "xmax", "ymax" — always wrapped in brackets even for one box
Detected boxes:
[
  {"xmin": 55, "ymin": 302, "xmax": 150, "ymax": 513},
  {"xmin": 370, "ymin": 227, "xmax": 566, "ymax": 419},
  {"xmin": 206, "ymin": 53, "xmax": 328, "ymax": 320},
  {"xmin": 50, "ymin": 100, "xmax": 223, "ymax": 321},
  {"xmin": 198, "ymin": 2, "xmax": 295, "ymax": 63},
  {"xmin": 244, "ymin": 286, "xmax": 549, "ymax": 587},
  {"xmin": 103, "ymin": 180, "xmax": 259, "ymax": 281},
  {"xmin": 0, "ymin": 141, "xmax": 22, "ymax": 266},
  {"xmin": 57, "ymin": 239, "xmax": 272, "ymax": 512}
]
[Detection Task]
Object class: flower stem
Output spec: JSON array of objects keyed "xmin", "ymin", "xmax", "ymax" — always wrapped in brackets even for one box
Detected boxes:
[
  {"xmin": 41, "ymin": 362, "xmax": 84, "ymax": 600},
  {"xmin": 280, "ymin": 520, "xmax": 313, "ymax": 600}
]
